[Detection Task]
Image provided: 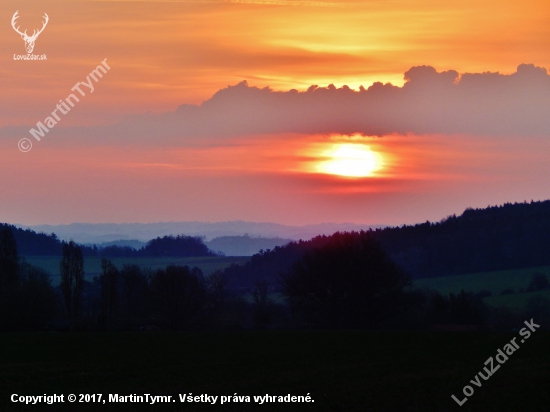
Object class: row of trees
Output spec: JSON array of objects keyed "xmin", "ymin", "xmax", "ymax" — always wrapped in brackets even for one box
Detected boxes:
[
  {"xmin": 62, "ymin": 259, "xmax": 231, "ymax": 330},
  {"xmin": 376, "ymin": 200, "xmax": 550, "ymax": 277},
  {"xmin": 2, "ymin": 225, "xmax": 547, "ymax": 331},
  {"xmin": 2, "ymin": 227, "xmax": 418, "ymax": 330},
  {"xmin": 220, "ymin": 200, "xmax": 550, "ymax": 289},
  {"xmin": 98, "ymin": 235, "xmax": 217, "ymax": 258},
  {"xmin": 0, "ymin": 224, "xmax": 218, "ymax": 258},
  {"xmin": 0, "ymin": 227, "xmax": 57, "ymax": 330},
  {"xmin": 94, "ymin": 262, "xmax": 214, "ymax": 329},
  {"xmin": 0, "ymin": 227, "xmax": 224, "ymax": 330}
]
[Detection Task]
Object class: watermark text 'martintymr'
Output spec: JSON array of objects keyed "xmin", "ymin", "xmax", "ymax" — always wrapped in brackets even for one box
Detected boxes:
[{"xmin": 18, "ymin": 59, "xmax": 111, "ymax": 152}]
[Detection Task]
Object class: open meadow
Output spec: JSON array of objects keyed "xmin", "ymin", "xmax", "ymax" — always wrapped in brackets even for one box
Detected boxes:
[{"xmin": 414, "ymin": 266, "xmax": 550, "ymax": 310}]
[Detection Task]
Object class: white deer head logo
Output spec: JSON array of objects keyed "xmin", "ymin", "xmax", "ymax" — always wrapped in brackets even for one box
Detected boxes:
[{"xmin": 11, "ymin": 11, "xmax": 49, "ymax": 54}]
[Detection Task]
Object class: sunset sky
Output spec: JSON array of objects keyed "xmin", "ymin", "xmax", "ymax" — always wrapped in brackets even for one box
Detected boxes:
[{"xmin": 1, "ymin": 0, "xmax": 550, "ymax": 227}]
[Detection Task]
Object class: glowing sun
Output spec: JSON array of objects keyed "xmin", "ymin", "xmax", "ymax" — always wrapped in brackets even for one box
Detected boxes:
[{"xmin": 316, "ymin": 143, "xmax": 382, "ymax": 177}]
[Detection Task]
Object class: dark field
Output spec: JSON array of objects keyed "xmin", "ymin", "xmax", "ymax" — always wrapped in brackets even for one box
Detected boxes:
[{"xmin": 1, "ymin": 330, "xmax": 549, "ymax": 411}]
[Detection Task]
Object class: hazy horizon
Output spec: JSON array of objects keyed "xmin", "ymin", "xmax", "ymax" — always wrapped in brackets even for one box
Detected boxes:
[{"xmin": 18, "ymin": 219, "xmax": 386, "ymax": 243}]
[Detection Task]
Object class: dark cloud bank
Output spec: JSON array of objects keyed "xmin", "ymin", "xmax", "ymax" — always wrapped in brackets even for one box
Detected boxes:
[
  {"xmin": 134, "ymin": 63, "xmax": 550, "ymax": 140},
  {"xmin": 5, "ymin": 64, "xmax": 550, "ymax": 142}
]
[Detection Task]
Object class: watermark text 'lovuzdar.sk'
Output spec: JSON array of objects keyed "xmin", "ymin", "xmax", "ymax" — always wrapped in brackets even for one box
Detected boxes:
[{"xmin": 451, "ymin": 318, "xmax": 540, "ymax": 406}]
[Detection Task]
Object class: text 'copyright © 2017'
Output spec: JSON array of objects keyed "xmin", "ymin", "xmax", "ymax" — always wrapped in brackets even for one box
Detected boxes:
[{"xmin": 11, "ymin": 393, "xmax": 315, "ymax": 405}]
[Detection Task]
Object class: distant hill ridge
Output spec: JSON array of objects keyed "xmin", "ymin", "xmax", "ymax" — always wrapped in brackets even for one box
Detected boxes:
[
  {"xmin": 0, "ymin": 225, "xmax": 216, "ymax": 258},
  {"xmin": 21, "ymin": 221, "xmax": 381, "ymax": 244},
  {"xmin": 206, "ymin": 235, "xmax": 292, "ymax": 256},
  {"xmin": 6, "ymin": 200, "xmax": 550, "ymax": 270}
]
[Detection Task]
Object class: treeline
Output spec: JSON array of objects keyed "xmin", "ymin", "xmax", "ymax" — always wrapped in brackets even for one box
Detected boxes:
[
  {"xmin": 0, "ymin": 227, "xmax": 58, "ymax": 330},
  {"xmin": 2, "ymin": 226, "xmax": 548, "ymax": 331},
  {"xmin": 221, "ymin": 200, "xmax": 550, "ymax": 289},
  {"xmin": 0, "ymin": 224, "xmax": 217, "ymax": 258},
  {"xmin": 0, "ymin": 227, "xmax": 226, "ymax": 331},
  {"xmin": 376, "ymin": 200, "xmax": 550, "ymax": 278},
  {"xmin": 0, "ymin": 227, "xmax": 422, "ymax": 330},
  {"xmin": 98, "ymin": 235, "xmax": 217, "ymax": 258},
  {"xmin": 1, "ymin": 223, "xmax": 62, "ymax": 255},
  {"xmin": 10, "ymin": 199, "xmax": 550, "ymax": 276}
]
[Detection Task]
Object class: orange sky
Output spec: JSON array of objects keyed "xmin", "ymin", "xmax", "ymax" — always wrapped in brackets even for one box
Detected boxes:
[
  {"xmin": 1, "ymin": 0, "xmax": 550, "ymax": 226},
  {"xmin": 2, "ymin": 0, "xmax": 549, "ymax": 124}
]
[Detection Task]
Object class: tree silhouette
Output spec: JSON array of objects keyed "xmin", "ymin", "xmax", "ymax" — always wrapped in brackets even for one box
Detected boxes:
[
  {"xmin": 0, "ymin": 227, "xmax": 19, "ymax": 329},
  {"xmin": 119, "ymin": 264, "xmax": 148, "ymax": 320},
  {"xmin": 0, "ymin": 230, "xmax": 57, "ymax": 330},
  {"xmin": 60, "ymin": 241, "xmax": 85, "ymax": 319},
  {"xmin": 448, "ymin": 290, "xmax": 486, "ymax": 325},
  {"xmin": 280, "ymin": 231, "xmax": 411, "ymax": 328},
  {"xmin": 142, "ymin": 235, "xmax": 216, "ymax": 257},
  {"xmin": 16, "ymin": 260, "xmax": 57, "ymax": 329},
  {"xmin": 149, "ymin": 265, "xmax": 207, "ymax": 329},
  {"xmin": 205, "ymin": 270, "xmax": 227, "ymax": 313},
  {"xmin": 99, "ymin": 258, "xmax": 119, "ymax": 325},
  {"xmin": 426, "ymin": 290, "xmax": 487, "ymax": 325},
  {"xmin": 0, "ymin": 227, "xmax": 19, "ymax": 288},
  {"xmin": 252, "ymin": 280, "xmax": 271, "ymax": 327}
]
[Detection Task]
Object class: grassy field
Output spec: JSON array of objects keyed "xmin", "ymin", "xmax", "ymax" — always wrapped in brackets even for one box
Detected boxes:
[
  {"xmin": 0, "ymin": 330, "xmax": 548, "ymax": 411},
  {"xmin": 413, "ymin": 266, "xmax": 550, "ymax": 296},
  {"xmin": 413, "ymin": 266, "xmax": 550, "ymax": 311},
  {"xmin": 23, "ymin": 255, "xmax": 250, "ymax": 285}
]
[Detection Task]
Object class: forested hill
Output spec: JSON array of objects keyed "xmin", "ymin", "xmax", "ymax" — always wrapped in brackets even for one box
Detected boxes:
[
  {"xmin": 0, "ymin": 224, "xmax": 62, "ymax": 255},
  {"xmin": 7, "ymin": 200, "xmax": 550, "ymax": 276},
  {"xmin": 376, "ymin": 200, "xmax": 550, "ymax": 278},
  {"xmin": 0, "ymin": 224, "xmax": 217, "ymax": 258},
  {"xmin": 222, "ymin": 200, "xmax": 550, "ymax": 289}
]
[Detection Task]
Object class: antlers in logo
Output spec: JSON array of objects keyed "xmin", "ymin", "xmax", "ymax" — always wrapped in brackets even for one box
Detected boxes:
[{"xmin": 11, "ymin": 11, "xmax": 49, "ymax": 54}]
